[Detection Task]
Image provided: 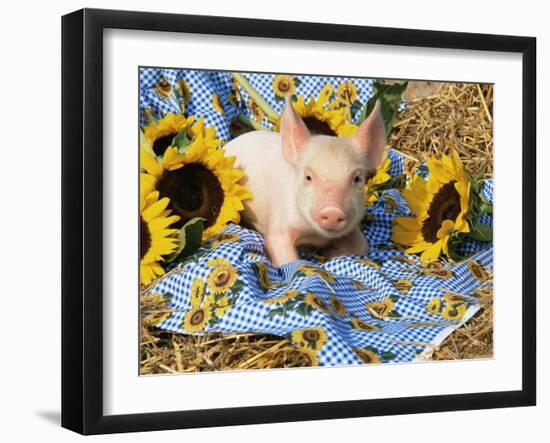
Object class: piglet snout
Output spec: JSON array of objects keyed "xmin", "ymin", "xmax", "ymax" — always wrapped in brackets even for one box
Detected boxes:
[{"xmin": 317, "ymin": 207, "xmax": 347, "ymax": 231}]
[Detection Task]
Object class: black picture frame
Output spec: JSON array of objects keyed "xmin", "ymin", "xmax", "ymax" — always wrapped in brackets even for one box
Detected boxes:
[{"xmin": 61, "ymin": 8, "xmax": 537, "ymax": 435}]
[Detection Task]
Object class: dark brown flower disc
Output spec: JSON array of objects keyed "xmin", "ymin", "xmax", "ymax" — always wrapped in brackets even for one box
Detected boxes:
[
  {"xmin": 140, "ymin": 217, "xmax": 151, "ymax": 260},
  {"xmin": 157, "ymin": 163, "xmax": 224, "ymax": 229},
  {"xmin": 302, "ymin": 116, "xmax": 336, "ymax": 136},
  {"xmin": 215, "ymin": 269, "xmax": 231, "ymax": 287},
  {"xmin": 190, "ymin": 309, "xmax": 205, "ymax": 325},
  {"xmin": 421, "ymin": 181, "xmax": 461, "ymax": 243},
  {"xmin": 152, "ymin": 132, "xmax": 178, "ymax": 157},
  {"xmin": 303, "ymin": 329, "xmax": 320, "ymax": 342}
]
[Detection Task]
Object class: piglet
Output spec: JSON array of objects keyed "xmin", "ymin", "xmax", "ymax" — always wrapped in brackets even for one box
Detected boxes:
[{"xmin": 224, "ymin": 96, "xmax": 386, "ymax": 266}]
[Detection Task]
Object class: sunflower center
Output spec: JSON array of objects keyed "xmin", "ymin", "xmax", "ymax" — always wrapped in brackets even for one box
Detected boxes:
[
  {"xmin": 357, "ymin": 349, "xmax": 372, "ymax": 363},
  {"xmin": 140, "ymin": 216, "xmax": 151, "ymax": 260},
  {"xmin": 303, "ymin": 330, "xmax": 320, "ymax": 342},
  {"xmin": 152, "ymin": 132, "xmax": 178, "ymax": 157},
  {"xmin": 302, "ymin": 117, "xmax": 337, "ymax": 136},
  {"xmin": 157, "ymin": 163, "xmax": 224, "ymax": 229},
  {"xmin": 421, "ymin": 181, "xmax": 461, "ymax": 243},
  {"xmin": 214, "ymin": 269, "xmax": 231, "ymax": 286},
  {"xmin": 278, "ymin": 80, "xmax": 290, "ymax": 92},
  {"xmin": 314, "ymin": 298, "xmax": 327, "ymax": 310},
  {"xmin": 190, "ymin": 309, "xmax": 205, "ymax": 325},
  {"xmin": 372, "ymin": 304, "xmax": 388, "ymax": 316}
]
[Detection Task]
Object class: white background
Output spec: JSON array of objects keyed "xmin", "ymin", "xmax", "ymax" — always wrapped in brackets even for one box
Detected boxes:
[{"xmin": 0, "ymin": 0, "xmax": 546, "ymax": 441}]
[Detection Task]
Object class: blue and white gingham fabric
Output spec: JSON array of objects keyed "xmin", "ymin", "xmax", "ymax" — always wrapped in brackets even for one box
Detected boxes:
[
  {"xmin": 142, "ymin": 68, "xmax": 493, "ymax": 366},
  {"xmin": 140, "ymin": 68, "xmax": 377, "ymax": 141}
]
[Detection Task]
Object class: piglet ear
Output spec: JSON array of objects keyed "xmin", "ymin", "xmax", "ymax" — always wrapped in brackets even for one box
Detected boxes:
[
  {"xmin": 281, "ymin": 95, "xmax": 310, "ymax": 165},
  {"xmin": 352, "ymin": 100, "xmax": 386, "ymax": 170}
]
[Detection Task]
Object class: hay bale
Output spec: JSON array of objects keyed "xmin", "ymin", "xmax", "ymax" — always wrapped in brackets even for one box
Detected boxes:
[{"xmin": 389, "ymin": 82, "xmax": 493, "ymax": 178}]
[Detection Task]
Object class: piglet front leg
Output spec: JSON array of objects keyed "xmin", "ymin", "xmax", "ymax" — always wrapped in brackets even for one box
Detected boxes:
[
  {"xmin": 321, "ymin": 227, "xmax": 369, "ymax": 259},
  {"xmin": 264, "ymin": 231, "xmax": 300, "ymax": 267}
]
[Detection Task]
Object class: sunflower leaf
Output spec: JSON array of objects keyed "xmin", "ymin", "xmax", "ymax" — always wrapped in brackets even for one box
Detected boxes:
[
  {"xmin": 172, "ymin": 128, "xmax": 192, "ymax": 153},
  {"xmin": 268, "ymin": 307, "xmax": 285, "ymax": 318},
  {"xmin": 468, "ymin": 223, "xmax": 493, "ymax": 242},
  {"xmin": 350, "ymin": 99, "xmax": 363, "ymax": 120},
  {"xmin": 357, "ymin": 80, "xmax": 408, "ymax": 135},
  {"xmin": 166, "ymin": 218, "xmax": 204, "ymax": 263},
  {"xmin": 478, "ymin": 203, "xmax": 493, "ymax": 215},
  {"xmin": 380, "ymin": 351, "xmax": 397, "ymax": 361}
]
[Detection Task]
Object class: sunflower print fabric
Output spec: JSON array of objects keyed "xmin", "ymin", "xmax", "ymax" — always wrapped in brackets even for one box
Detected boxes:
[{"xmin": 141, "ymin": 68, "xmax": 493, "ymax": 366}]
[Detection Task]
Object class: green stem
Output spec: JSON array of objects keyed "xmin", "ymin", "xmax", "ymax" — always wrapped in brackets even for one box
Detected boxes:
[
  {"xmin": 237, "ymin": 114, "xmax": 271, "ymax": 131},
  {"xmin": 232, "ymin": 73, "xmax": 279, "ymax": 121}
]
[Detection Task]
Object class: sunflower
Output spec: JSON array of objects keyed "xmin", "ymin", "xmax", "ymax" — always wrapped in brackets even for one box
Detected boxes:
[
  {"xmin": 143, "ymin": 107, "xmax": 155, "ymax": 123},
  {"xmin": 364, "ymin": 151, "xmax": 392, "ymax": 206},
  {"xmin": 351, "ymin": 317, "xmax": 380, "ymax": 331},
  {"xmin": 272, "ymin": 85, "xmax": 357, "ymax": 137},
  {"xmin": 473, "ymin": 287, "xmax": 493, "ymax": 301},
  {"xmin": 366, "ymin": 298, "xmax": 395, "ymax": 319},
  {"xmin": 426, "ymin": 297, "xmax": 442, "ymax": 314},
  {"xmin": 351, "ymin": 280, "xmax": 366, "ymax": 290},
  {"xmin": 304, "ymin": 292, "xmax": 331, "ymax": 314},
  {"xmin": 182, "ymin": 303, "xmax": 212, "ymax": 333},
  {"xmin": 441, "ymin": 303, "xmax": 468, "ymax": 321},
  {"xmin": 190, "ymin": 277, "xmax": 206, "ymax": 307},
  {"xmin": 227, "ymin": 93, "xmax": 239, "ymax": 108},
  {"xmin": 153, "ymin": 77, "xmax": 173, "ymax": 100},
  {"xmin": 255, "ymin": 262, "xmax": 283, "ymax": 290},
  {"xmin": 291, "ymin": 327, "xmax": 328, "ymax": 350},
  {"xmin": 140, "ymin": 191, "xmax": 180, "ymax": 286},
  {"xmin": 297, "ymin": 264, "xmax": 336, "ymax": 284},
  {"xmin": 330, "ymin": 294, "xmax": 347, "ymax": 316},
  {"xmin": 394, "ymin": 279, "xmax": 413, "ymax": 293},
  {"xmin": 443, "ymin": 292, "xmax": 475, "ymax": 305},
  {"xmin": 392, "ymin": 256, "xmax": 418, "ymax": 266},
  {"xmin": 208, "ymin": 232, "xmax": 241, "ymax": 248},
  {"xmin": 356, "ymin": 258, "xmax": 382, "ymax": 270},
  {"xmin": 403, "ymin": 158, "xmax": 420, "ymax": 177},
  {"xmin": 206, "ymin": 258, "xmax": 238, "ymax": 294},
  {"xmin": 420, "ymin": 261, "xmax": 453, "ymax": 279},
  {"xmin": 392, "ymin": 150, "xmax": 471, "ymax": 261},
  {"xmin": 206, "ymin": 293, "xmax": 233, "ymax": 317},
  {"xmin": 272, "ymin": 74, "xmax": 296, "ymax": 98},
  {"xmin": 353, "ymin": 347, "xmax": 381, "ymax": 364},
  {"xmin": 176, "ymin": 79, "xmax": 192, "ymax": 105},
  {"xmin": 467, "ymin": 260, "xmax": 491, "ymax": 282},
  {"xmin": 229, "ymin": 117, "xmax": 252, "ymax": 137},
  {"xmin": 265, "ymin": 289, "xmax": 300, "ymax": 305},
  {"xmin": 298, "ymin": 347, "xmax": 320, "ymax": 366},
  {"xmin": 335, "ymin": 81, "xmax": 359, "ymax": 106},
  {"xmin": 247, "ymin": 97, "xmax": 265, "ymax": 122},
  {"xmin": 141, "ymin": 133, "xmax": 252, "ymax": 240},
  {"xmin": 141, "ymin": 112, "xmax": 220, "ymax": 158},
  {"xmin": 211, "ymin": 93, "xmax": 225, "ymax": 114}
]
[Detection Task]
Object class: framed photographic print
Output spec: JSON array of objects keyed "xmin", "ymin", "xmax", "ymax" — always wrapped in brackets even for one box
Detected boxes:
[{"xmin": 61, "ymin": 8, "xmax": 536, "ymax": 435}]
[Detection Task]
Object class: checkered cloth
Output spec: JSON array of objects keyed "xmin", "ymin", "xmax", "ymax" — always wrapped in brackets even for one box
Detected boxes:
[{"xmin": 141, "ymin": 69, "xmax": 493, "ymax": 366}]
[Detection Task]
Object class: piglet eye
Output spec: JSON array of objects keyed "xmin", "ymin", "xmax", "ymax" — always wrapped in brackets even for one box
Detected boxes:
[
  {"xmin": 354, "ymin": 175, "xmax": 362, "ymax": 184},
  {"xmin": 305, "ymin": 175, "xmax": 312, "ymax": 182}
]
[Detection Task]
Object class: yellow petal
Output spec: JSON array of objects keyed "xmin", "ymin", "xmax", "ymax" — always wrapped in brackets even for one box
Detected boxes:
[{"xmin": 140, "ymin": 148, "xmax": 163, "ymax": 177}]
